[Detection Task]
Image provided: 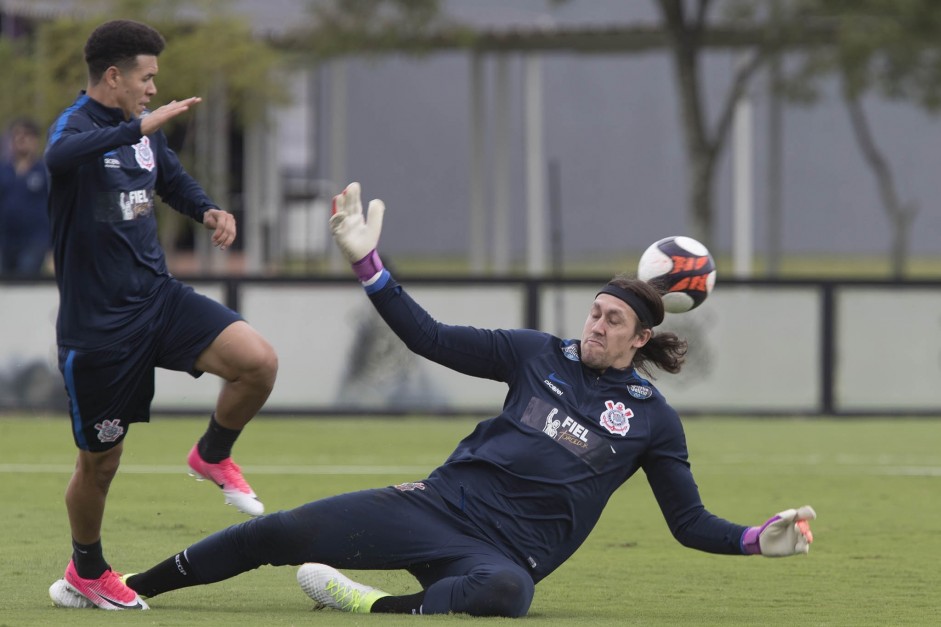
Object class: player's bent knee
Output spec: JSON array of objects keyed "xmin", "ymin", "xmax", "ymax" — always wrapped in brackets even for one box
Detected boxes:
[
  {"xmin": 467, "ymin": 568, "xmax": 534, "ymax": 618},
  {"xmin": 249, "ymin": 346, "xmax": 278, "ymax": 391},
  {"xmin": 235, "ymin": 510, "xmax": 310, "ymax": 567}
]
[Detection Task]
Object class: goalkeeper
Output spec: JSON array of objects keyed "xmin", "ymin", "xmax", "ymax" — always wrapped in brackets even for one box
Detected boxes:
[{"xmin": 80, "ymin": 183, "xmax": 815, "ymax": 617}]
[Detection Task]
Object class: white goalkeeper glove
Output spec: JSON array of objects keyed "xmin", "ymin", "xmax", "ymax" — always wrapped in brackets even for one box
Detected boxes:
[
  {"xmin": 741, "ymin": 505, "xmax": 816, "ymax": 557},
  {"xmin": 329, "ymin": 181, "xmax": 386, "ymax": 283}
]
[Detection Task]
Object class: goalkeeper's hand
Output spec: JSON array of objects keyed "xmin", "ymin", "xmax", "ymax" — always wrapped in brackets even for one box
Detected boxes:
[
  {"xmin": 329, "ymin": 181, "xmax": 386, "ymax": 282},
  {"xmin": 741, "ymin": 505, "xmax": 816, "ymax": 557}
]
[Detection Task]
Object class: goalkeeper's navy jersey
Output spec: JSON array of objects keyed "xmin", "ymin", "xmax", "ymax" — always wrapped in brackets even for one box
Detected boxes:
[
  {"xmin": 367, "ymin": 273, "xmax": 747, "ymax": 583},
  {"xmin": 45, "ymin": 92, "xmax": 216, "ymax": 349}
]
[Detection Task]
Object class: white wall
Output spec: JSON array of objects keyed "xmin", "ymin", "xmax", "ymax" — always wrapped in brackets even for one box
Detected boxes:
[{"xmin": 1, "ymin": 279, "xmax": 939, "ymax": 415}]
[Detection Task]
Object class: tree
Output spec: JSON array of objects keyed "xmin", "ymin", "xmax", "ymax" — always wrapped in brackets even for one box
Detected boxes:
[
  {"xmin": 779, "ymin": 0, "xmax": 941, "ymax": 277},
  {"xmin": 0, "ymin": 0, "xmax": 285, "ymax": 129},
  {"xmin": 656, "ymin": 1, "xmax": 767, "ymax": 247},
  {"xmin": 0, "ymin": 0, "xmax": 287, "ymax": 254}
]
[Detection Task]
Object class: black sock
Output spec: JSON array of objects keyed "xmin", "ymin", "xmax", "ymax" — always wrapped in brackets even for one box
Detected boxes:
[
  {"xmin": 197, "ymin": 413, "xmax": 241, "ymax": 463},
  {"xmin": 371, "ymin": 591, "xmax": 427, "ymax": 614},
  {"xmin": 125, "ymin": 551, "xmax": 200, "ymax": 598},
  {"xmin": 71, "ymin": 538, "xmax": 109, "ymax": 579}
]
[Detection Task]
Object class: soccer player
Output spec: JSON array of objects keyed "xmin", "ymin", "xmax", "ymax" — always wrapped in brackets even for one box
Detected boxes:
[
  {"xmin": 53, "ymin": 182, "xmax": 815, "ymax": 616},
  {"xmin": 44, "ymin": 20, "xmax": 278, "ymax": 610}
]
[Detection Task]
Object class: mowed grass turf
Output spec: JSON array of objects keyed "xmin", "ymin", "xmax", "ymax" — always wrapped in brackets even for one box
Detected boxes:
[{"xmin": 1, "ymin": 414, "xmax": 939, "ymax": 626}]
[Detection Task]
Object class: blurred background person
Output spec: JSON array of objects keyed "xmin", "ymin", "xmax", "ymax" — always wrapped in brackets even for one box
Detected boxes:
[{"xmin": 0, "ymin": 117, "xmax": 50, "ymax": 276}]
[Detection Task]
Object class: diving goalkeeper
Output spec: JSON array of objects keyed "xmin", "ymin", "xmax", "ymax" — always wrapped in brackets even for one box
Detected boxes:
[{"xmin": 53, "ymin": 182, "xmax": 816, "ymax": 616}]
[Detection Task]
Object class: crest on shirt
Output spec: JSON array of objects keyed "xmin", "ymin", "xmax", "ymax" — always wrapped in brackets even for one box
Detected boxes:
[
  {"xmin": 599, "ymin": 400, "xmax": 633, "ymax": 436},
  {"xmin": 94, "ymin": 418, "xmax": 124, "ymax": 443},
  {"xmin": 560, "ymin": 340, "xmax": 580, "ymax": 362},
  {"xmin": 133, "ymin": 136, "xmax": 155, "ymax": 171}
]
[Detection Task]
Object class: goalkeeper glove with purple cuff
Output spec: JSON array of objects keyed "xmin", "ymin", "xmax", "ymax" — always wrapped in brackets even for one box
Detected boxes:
[
  {"xmin": 329, "ymin": 181, "xmax": 386, "ymax": 284},
  {"xmin": 741, "ymin": 505, "xmax": 817, "ymax": 557}
]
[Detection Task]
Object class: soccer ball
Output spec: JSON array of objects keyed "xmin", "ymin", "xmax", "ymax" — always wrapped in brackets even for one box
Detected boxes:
[{"xmin": 637, "ymin": 236, "xmax": 716, "ymax": 313}]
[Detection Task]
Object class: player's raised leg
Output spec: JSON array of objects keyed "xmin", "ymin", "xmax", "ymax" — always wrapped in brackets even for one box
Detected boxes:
[{"xmin": 188, "ymin": 321, "xmax": 277, "ymax": 516}]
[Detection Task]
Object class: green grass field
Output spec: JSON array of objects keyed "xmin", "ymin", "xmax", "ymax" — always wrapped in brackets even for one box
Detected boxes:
[{"xmin": 1, "ymin": 415, "xmax": 939, "ymax": 626}]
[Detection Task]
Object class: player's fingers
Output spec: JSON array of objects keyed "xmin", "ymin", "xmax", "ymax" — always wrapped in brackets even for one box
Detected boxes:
[
  {"xmin": 344, "ymin": 182, "xmax": 362, "ymax": 217},
  {"xmin": 207, "ymin": 211, "xmax": 235, "ymax": 248},
  {"xmin": 796, "ymin": 519, "xmax": 814, "ymax": 544},
  {"xmin": 796, "ymin": 505, "xmax": 817, "ymax": 521},
  {"xmin": 366, "ymin": 199, "xmax": 385, "ymax": 231},
  {"xmin": 794, "ymin": 531, "xmax": 811, "ymax": 554}
]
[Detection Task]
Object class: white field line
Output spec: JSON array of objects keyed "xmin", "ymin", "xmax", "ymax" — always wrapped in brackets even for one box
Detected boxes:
[
  {"xmin": 0, "ymin": 457, "xmax": 940, "ymax": 476},
  {"xmin": 0, "ymin": 464, "xmax": 431, "ymax": 475}
]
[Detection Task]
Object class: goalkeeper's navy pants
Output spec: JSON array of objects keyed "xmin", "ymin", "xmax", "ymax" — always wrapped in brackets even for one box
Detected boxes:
[{"xmin": 185, "ymin": 482, "xmax": 535, "ymax": 617}]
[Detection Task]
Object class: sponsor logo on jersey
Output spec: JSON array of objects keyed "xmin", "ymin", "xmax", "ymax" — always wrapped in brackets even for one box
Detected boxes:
[
  {"xmin": 94, "ymin": 418, "xmax": 124, "ymax": 443},
  {"xmin": 560, "ymin": 341, "xmax": 580, "ymax": 362},
  {"xmin": 118, "ymin": 189, "xmax": 155, "ymax": 220},
  {"xmin": 547, "ymin": 372, "xmax": 570, "ymax": 387},
  {"xmin": 103, "ymin": 151, "xmax": 121, "ymax": 169},
  {"xmin": 521, "ymin": 397, "xmax": 613, "ymax": 472},
  {"xmin": 543, "ymin": 408, "xmax": 561, "ymax": 436},
  {"xmin": 543, "ymin": 372, "xmax": 569, "ymax": 397},
  {"xmin": 599, "ymin": 400, "xmax": 633, "ymax": 436},
  {"xmin": 133, "ymin": 136, "xmax": 155, "ymax": 171},
  {"xmin": 541, "ymin": 407, "xmax": 590, "ymax": 448},
  {"xmin": 394, "ymin": 482, "xmax": 426, "ymax": 492},
  {"xmin": 627, "ymin": 384, "xmax": 653, "ymax": 400},
  {"xmin": 543, "ymin": 379, "xmax": 564, "ymax": 397}
]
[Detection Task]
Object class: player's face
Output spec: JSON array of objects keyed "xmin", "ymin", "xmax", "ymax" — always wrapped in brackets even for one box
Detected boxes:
[
  {"xmin": 113, "ymin": 55, "xmax": 158, "ymax": 120},
  {"xmin": 9, "ymin": 126, "xmax": 39, "ymax": 159},
  {"xmin": 580, "ymin": 294, "xmax": 651, "ymax": 371}
]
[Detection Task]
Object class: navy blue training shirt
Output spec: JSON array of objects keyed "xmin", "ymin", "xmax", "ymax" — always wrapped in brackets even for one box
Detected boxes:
[
  {"xmin": 366, "ymin": 271, "xmax": 748, "ymax": 583},
  {"xmin": 45, "ymin": 92, "xmax": 216, "ymax": 349}
]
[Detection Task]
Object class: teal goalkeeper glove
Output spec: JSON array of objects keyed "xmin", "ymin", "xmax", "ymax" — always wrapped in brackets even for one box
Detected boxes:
[
  {"xmin": 329, "ymin": 181, "xmax": 386, "ymax": 282},
  {"xmin": 741, "ymin": 505, "xmax": 816, "ymax": 557}
]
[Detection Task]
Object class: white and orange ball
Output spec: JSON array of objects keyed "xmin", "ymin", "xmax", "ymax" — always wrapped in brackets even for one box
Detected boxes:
[{"xmin": 637, "ymin": 236, "xmax": 716, "ymax": 313}]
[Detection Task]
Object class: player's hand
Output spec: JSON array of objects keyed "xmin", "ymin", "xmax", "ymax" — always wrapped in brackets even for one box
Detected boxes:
[
  {"xmin": 329, "ymin": 181, "xmax": 385, "ymax": 264},
  {"xmin": 140, "ymin": 97, "xmax": 202, "ymax": 135},
  {"xmin": 202, "ymin": 208, "xmax": 237, "ymax": 250},
  {"xmin": 742, "ymin": 505, "xmax": 816, "ymax": 557}
]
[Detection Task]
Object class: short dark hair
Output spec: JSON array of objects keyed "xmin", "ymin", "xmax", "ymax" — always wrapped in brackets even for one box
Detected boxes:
[
  {"xmin": 84, "ymin": 19, "xmax": 165, "ymax": 82},
  {"xmin": 8, "ymin": 116, "xmax": 40, "ymax": 136}
]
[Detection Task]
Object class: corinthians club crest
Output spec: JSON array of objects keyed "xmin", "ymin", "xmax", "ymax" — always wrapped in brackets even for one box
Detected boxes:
[
  {"xmin": 94, "ymin": 418, "xmax": 124, "ymax": 443},
  {"xmin": 133, "ymin": 136, "xmax": 155, "ymax": 171},
  {"xmin": 599, "ymin": 400, "xmax": 633, "ymax": 436}
]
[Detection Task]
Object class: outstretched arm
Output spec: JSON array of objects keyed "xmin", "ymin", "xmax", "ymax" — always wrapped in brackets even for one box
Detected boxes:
[{"xmin": 328, "ymin": 182, "xmax": 537, "ymax": 382}]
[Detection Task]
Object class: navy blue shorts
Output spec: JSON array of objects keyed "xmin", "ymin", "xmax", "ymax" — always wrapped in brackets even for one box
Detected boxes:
[{"xmin": 59, "ymin": 280, "xmax": 242, "ymax": 452}]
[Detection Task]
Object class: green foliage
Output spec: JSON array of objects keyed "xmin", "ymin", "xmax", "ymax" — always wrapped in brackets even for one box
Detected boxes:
[
  {"xmin": 782, "ymin": 0, "xmax": 941, "ymax": 110},
  {"xmin": 285, "ymin": 0, "xmax": 449, "ymax": 58},
  {"xmin": 1, "ymin": 414, "xmax": 939, "ymax": 625},
  {"xmin": 0, "ymin": 37, "xmax": 42, "ymax": 122},
  {"xmin": 0, "ymin": 0, "xmax": 286, "ymax": 131}
]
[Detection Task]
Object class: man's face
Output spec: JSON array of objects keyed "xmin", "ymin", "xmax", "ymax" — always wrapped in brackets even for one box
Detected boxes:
[
  {"xmin": 113, "ymin": 54, "xmax": 158, "ymax": 119},
  {"xmin": 9, "ymin": 126, "xmax": 39, "ymax": 159},
  {"xmin": 579, "ymin": 294, "xmax": 651, "ymax": 371}
]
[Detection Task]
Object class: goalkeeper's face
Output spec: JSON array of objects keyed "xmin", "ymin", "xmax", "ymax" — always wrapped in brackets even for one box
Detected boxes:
[{"xmin": 580, "ymin": 295, "xmax": 651, "ymax": 371}]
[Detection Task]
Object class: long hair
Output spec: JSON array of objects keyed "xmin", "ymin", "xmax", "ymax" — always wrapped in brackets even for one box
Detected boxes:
[
  {"xmin": 84, "ymin": 19, "xmax": 166, "ymax": 83},
  {"xmin": 607, "ymin": 275, "xmax": 688, "ymax": 376}
]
